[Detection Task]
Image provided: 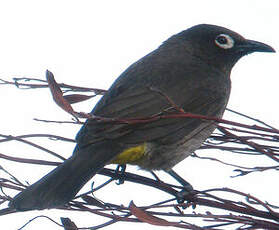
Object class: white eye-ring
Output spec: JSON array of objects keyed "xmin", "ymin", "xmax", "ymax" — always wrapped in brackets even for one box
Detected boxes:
[{"xmin": 215, "ymin": 34, "xmax": 234, "ymax": 49}]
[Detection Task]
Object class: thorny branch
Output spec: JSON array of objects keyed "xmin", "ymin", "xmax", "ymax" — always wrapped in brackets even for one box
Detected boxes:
[{"xmin": 1, "ymin": 71, "xmax": 279, "ymax": 229}]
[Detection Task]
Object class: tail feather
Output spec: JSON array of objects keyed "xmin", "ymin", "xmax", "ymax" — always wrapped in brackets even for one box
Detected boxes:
[{"xmin": 9, "ymin": 141, "xmax": 123, "ymax": 211}]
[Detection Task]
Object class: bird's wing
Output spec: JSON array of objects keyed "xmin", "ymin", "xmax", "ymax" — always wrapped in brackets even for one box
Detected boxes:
[{"xmin": 76, "ymin": 72, "xmax": 227, "ymax": 147}]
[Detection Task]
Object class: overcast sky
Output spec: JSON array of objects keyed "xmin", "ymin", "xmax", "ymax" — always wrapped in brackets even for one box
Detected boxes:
[{"xmin": 1, "ymin": 1, "xmax": 279, "ymax": 229}]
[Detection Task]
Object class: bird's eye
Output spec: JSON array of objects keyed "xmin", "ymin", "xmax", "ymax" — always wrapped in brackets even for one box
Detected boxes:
[{"xmin": 215, "ymin": 34, "xmax": 234, "ymax": 49}]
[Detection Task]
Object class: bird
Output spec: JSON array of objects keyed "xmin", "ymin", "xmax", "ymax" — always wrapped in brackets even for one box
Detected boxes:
[{"xmin": 9, "ymin": 24, "xmax": 275, "ymax": 211}]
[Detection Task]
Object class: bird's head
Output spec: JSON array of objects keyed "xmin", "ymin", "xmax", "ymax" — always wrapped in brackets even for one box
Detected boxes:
[{"xmin": 165, "ymin": 24, "xmax": 275, "ymax": 71}]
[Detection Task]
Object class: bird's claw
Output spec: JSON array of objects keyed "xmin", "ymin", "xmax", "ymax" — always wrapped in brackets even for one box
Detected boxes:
[
  {"xmin": 115, "ymin": 165, "xmax": 126, "ymax": 185},
  {"xmin": 175, "ymin": 185, "xmax": 195, "ymax": 204}
]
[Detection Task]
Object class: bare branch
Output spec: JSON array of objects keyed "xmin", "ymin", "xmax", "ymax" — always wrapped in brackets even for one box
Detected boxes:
[{"xmin": 1, "ymin": 74, "xmax": 279, "ymax": 229}]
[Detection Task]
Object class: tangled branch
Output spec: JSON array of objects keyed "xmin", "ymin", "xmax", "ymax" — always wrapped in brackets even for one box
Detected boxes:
[{"xmin": 1, "ymin": 71, "xmax": 279, "ymax": 229}]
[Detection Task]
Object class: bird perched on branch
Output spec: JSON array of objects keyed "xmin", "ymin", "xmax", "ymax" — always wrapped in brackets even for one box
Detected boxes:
[{"xmin": 10, "ymin": 24, "xmax": 275, "ymax": 211}]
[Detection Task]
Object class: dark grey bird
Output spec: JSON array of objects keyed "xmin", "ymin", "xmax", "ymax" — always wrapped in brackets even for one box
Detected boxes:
[{"xmin": 9, "ymin": 24, "xmax": 275, "ymax": 211}]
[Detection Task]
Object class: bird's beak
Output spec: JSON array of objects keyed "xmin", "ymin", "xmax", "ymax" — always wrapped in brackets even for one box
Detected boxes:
[{"xmin": 240, "ymin": 39, "xmax": 276, "ymax": 53}]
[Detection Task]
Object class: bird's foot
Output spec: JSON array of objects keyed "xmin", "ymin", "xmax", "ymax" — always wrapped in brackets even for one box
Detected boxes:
[
  {"xmin": 114, "ymin": 164, "xmax": 126, "ymax": 185},
  {"xmin": 165, "ymin": 169, "xmax": 196, "ymax": 203},
  {"xmin": 175, "ymin": 187, "xmax": 195, "ymax": 204}
]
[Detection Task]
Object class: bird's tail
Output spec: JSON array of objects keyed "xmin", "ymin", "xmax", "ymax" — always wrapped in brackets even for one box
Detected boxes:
[{"xmin": 9, "ymin": 141, "xmax": 123, "ymax": 211}]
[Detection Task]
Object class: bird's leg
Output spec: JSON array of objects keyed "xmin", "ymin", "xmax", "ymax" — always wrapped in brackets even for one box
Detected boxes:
[
  {"xmin": 167, "ymin": 169, "xmax": 193, "ymax": 190},
  {"xmin": 167, "ymin": 169, "xmax": 194, "ymax": 203},
  {"xmin": 114, "ymin": 164, "xmax": 126, "ymax": 185},
  {"xmin": 149, "ymin": 171, "xmax": 162, "ymax": 182}
]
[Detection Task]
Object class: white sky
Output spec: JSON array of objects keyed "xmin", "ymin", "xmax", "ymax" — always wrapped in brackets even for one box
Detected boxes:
[{"xmin": 1, "ymin": 0, "xmax": 279, "ymax": 229}]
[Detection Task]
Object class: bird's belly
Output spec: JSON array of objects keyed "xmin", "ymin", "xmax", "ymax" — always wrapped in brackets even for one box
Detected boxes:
[
  {"xmin": 144, "ymin": 121, "xmax": 217, "ymax": 170},
  {"xmin": 111, "ymin": 121, "xmax": 217, "ymax": 171}
]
